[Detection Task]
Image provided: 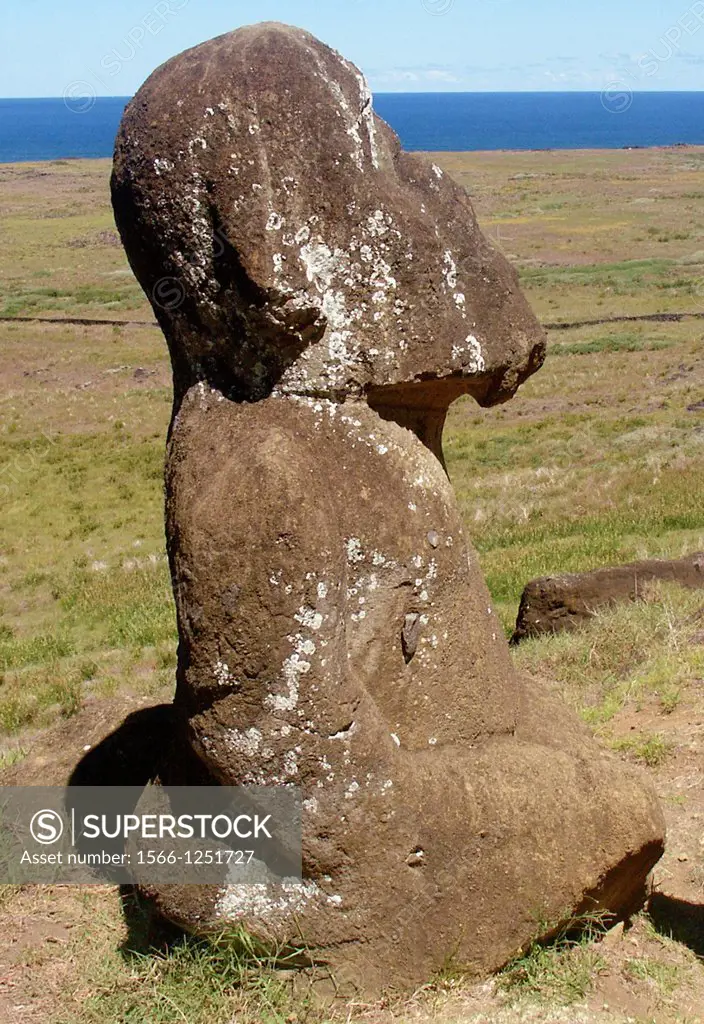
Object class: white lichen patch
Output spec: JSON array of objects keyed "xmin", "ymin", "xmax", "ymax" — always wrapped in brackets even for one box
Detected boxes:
[
  {"xmin": 266, "ymin": 650, "xmax": 311, "ymax": 713},
  {"xmin": 451, "ymin": 333, "xmax": 486, "ymax": 373},
  {"xmin": 310, "ymin": 50, "xmax": 378, "ymax": 171},
  {"xmin": 369, "ymin": 254, "xmax": 397, "ymax": 303},
  {"xmin": 443, "ymin": 250, "xmax": 458, "ymax": 290},
  {"xmin": 226, "ymin": 728, "xmax": 262, "ymax": 757},
  {"xmin": 294, "ymin": 606, "xmax": 324, "ymax": 632},
  {"xmin": 271, "ymin": 194, "xmax": 413, "ymax": 395},
  {"xmin": 214, "ymin": 660, "xmax": 237, "ymax": 687},
  {"xmin": 266, "ymin": 212, "xmax": 285, "ymax": 231},
  {"xmin": 283, "ymin": 748, "xmax": 299, "ymax": 777},
  {"xmin": 367, "ymin": 209, "xmax": 390, "ymax": 237},
  {"xmin": 297, "ymin": 240, "xmax": 358, "ymax": 377},
  {"xmin": 356, "ymin": 70, "xmax": 379, "ymax": 169},
  {"xmin": 215, "ymin": 880, "xmax": 321, "ymax": 921},
  {"xmin": 153, "ymin": 158, "xmax": 174, "ymax": 176},
  {"xmin": 346, "ymin": 538, "xmax": 364, "ymax": 563}
]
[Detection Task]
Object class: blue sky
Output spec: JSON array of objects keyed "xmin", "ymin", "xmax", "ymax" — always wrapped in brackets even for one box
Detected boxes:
[{"xmin": 2, "ymin": 0, "xmax": 704, "ymax": 97}]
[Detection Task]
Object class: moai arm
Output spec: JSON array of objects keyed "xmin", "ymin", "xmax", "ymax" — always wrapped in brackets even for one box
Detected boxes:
[{"xmin": 165, "ymin": 387, "xmax": 366, "ymax": 788}]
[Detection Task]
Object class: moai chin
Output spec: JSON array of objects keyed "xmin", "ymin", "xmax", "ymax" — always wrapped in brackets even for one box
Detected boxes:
[{"xmin": 112, "ymin": 23, "xmax": 665, "ymax": 994}]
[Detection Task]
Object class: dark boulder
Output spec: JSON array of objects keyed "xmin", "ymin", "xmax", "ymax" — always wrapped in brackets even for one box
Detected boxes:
[{"xmin": 513, "ymin": 553, "xmax": 704, "ymax": 642}]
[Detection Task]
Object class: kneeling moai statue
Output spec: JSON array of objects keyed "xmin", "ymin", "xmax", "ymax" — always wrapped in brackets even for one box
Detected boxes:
[{"xmin": 112, "ymin": 22, "xmax": 665, "ymax": 994}]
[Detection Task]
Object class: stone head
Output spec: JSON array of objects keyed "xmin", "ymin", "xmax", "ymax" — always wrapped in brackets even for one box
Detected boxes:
[{"xmin": 112, "ymin": 22, "xmax": 545, "ymax": 415}]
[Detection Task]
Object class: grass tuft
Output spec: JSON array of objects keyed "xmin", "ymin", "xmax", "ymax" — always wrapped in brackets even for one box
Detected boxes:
[
  {"xmin": 497, "ymin": 910, "xmax": 610, "ymax": 1005},
  {"xmin": 610, "ymin": 732, "xmax": 672, "ymax": 767},
  {"xmin": 58, "ymin": 913, "xmax": 319, "ymax": 1024}
]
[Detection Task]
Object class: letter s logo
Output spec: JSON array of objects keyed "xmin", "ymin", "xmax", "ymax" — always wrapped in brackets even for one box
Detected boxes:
[{"xmin": 30, "ymin": 809, "xmax": 64, "ymax": 845}]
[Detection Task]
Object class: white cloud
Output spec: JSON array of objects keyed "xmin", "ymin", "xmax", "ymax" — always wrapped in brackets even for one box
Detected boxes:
[{"xmin": 370, "ymin": 64, "xmax": 461, "ymax": 85}]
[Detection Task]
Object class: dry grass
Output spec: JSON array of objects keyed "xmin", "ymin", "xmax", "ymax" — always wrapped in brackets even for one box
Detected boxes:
[
  {"xmin": 513, "ymin": 583, "xmax": 704, "ymax": 727},
  {"xmin": 0, "ymin": 151, "xmax": 703, "ymax": 1023}
]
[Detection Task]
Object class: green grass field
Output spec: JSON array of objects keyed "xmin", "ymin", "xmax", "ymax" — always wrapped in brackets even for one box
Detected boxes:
[{"xmin": 0, "ymin": 150, "xmax": 703, "ymax": 1023}]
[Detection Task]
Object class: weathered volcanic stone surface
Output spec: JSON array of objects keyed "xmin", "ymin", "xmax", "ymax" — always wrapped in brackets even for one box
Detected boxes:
[
  {"xmin": 513, "ymin": 553, "xmax": 704, "ymax": 642},
  {"xmin": 112, "ymin": 22, "xmax": 665, "ymax": 996}
]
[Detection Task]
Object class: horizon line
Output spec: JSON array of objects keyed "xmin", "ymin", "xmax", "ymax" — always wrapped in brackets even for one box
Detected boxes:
[{"xmin": 3, "ymin": 89, "xmax": 704, "ymax": 101}]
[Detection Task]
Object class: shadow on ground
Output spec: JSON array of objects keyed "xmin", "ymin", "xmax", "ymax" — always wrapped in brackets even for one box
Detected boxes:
[
  {"xmin": 68, "ymin": 704, "xmax": 174, "ymax": 787},
  {"xmin": 67, "ymin": 703, "xmax": 187, "ymax": 953},
  {"xmin": 649, "ymin": 892, "xmax": 704, "ymax": 958}
]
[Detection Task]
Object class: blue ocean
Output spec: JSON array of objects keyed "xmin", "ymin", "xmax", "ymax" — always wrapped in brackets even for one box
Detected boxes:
[{"xmin": 1, "ymin": 92, "xmax": 704, "ymax": 163}]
